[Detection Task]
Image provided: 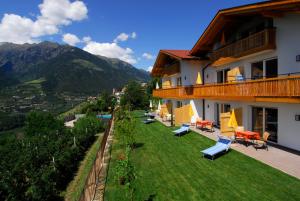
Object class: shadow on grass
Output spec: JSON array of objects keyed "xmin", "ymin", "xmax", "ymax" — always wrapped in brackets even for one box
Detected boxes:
[
  {"xmin": 174, "ymin": 131, "xmax": 190, "ymax": 137},
  {"xmin": 201, "ymin": 150, "xmax": 231, "ymax": 160},
  {"xmin": 144, "ymin": 193, "xmax": 156, "ymax": 201},
  {"xmin": 133, "ymin": 142, "xmax": 144, "ymax": 149}
]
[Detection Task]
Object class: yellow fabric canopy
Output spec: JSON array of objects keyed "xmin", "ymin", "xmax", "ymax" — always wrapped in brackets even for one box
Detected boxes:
[
  {"xmin": 196, "ymin": 72, "xmax": 202, "ymax": 85},
  {"xmin": 228, "ymin": 109, "xmax": 238, "ymax": 129}
]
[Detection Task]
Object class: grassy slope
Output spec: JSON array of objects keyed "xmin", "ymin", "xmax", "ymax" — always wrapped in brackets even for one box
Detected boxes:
[
  {"xmin": 64, "ymin": 133, "xmax": 103, "ymax": 201},
  {"xmin": 105, "ymin": 111, "xmax": 300, "ymax": 201}
]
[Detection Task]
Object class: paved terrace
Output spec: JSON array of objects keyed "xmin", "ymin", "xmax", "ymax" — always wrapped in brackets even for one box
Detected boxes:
[{"xmin": 155, "ymin": 116, "xmax": 300, "ymax": 179}]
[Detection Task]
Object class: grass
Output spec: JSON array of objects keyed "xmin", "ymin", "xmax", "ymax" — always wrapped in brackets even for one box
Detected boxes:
[
  {"xmin": 25, "ymin": 77, "xmax": 46, "ymax": 85},
  {"xmin": 64, "ymin": 133, "xmax": 103, "ymax": 201},
  {"xmin": 59, "ymin": 101, "xmax": 89, "ymax": 118},
  {"xmin": 104, "ymin": 111, "xmax": 300, "ymax": 201}
]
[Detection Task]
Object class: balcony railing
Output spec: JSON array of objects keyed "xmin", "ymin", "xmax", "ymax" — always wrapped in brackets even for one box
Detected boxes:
[
  {"xmin": 153, "ymin": 75, "xmax": 300, "ymax": 102},
  {"xmin": 210, "ymin": 28, "xmax": 276, "ymax": 62}
]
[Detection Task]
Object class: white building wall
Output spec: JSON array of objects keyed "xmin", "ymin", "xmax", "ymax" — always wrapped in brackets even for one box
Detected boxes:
[
  {"xmin": 204, "ymin": 100, "xmax": 216, "ymax": 121},
  {"xmin": 190, "ymin": 99, "xmax": 203, "ymax": 118},
  {"xmin": 277, "ymin": 104, "xmax": 300, "ymax": 151},
  {"xmin": 180, "ymin": 60, "xmax": 203, "ymax": 86},
  {"xmin": 274, "ymin": 14, "xmax": 300, "ymax": 75}
]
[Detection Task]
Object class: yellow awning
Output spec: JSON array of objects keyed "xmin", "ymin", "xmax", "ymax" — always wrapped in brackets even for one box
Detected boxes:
[
  {"xmin": 196, "ymin": 72, "xmax": 202, "ymax": 85},
  {"xmin": 228, "ymin": 109, "xmax": 238, "ymax": 129}
]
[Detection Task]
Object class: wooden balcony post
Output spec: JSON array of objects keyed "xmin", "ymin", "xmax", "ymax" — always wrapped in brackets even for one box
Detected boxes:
[{"xmin": 171, "ymin": 103, "xmax": 174, "ymax": 127}]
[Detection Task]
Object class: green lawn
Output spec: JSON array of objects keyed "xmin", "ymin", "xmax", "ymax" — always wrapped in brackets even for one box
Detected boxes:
[{"xmin": 105, "ymin": 111, "xmax": 300, "ymax": 201}]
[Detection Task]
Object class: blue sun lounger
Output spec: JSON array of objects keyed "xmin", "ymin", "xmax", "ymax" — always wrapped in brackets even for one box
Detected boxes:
[
  {"xmin": 143, "ymin": 119, "xmax": 155, "ymax": 124},
  {"xmin": 201, "ymin": 137, "xmax": 231, "ymax": 160},
  {"xmin": 173, "ymin": 124, "xmax": 190, "ymax": 136}
]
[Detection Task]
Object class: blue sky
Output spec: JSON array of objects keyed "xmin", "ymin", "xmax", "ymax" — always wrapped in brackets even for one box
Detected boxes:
[{"xmin": 0, "ymin": 0, "xmax": 263, "ymax": 71}]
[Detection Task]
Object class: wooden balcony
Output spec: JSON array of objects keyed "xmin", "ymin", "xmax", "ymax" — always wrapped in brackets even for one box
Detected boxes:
[
  {"xmin": 153, "ymin": 75, "xmax": 300, "ymax": 103},
  {"xmin": 210, "ymin": 28, "xmax": 276, "ymax": 62}
]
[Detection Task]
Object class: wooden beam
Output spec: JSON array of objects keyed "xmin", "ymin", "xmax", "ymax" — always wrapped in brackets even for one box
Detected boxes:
[
  {"xmin": 255, "ymin": 97, "xmax": 300, "ymax": 104},
  {"xmin": 261, "ymin": 11, "xmax": 284, "ymax": 18}
]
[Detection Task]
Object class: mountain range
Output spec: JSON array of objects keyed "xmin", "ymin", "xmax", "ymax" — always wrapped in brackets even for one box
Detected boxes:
[
  {"xmin": 0, "ymin": 41, "xmax": 150, "ymax": 94},
  {"xmin": 0, "ymin": 42, "xmax": 150, "ymax": 120}
]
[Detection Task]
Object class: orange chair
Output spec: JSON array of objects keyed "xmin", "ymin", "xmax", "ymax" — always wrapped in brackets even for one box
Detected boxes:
[
  {"xmin": 254, "ymin": 132, "xmax": 270, "ymax": 151},
  {"xmin": 206, "ymin": 122, "xmax": 214, "ymax": 133},
  {"xmin": 234, "ymin": 126, "xmax": 245, "ymax": 143}
]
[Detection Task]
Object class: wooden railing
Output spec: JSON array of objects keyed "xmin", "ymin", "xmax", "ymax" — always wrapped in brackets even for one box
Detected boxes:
[
  {"xmin": 77, "ymin": 115, "xmax": 113, "ymax": 201},
  {"xmin": 210, "ymin": 28, "xmax": 276, "ymax": 61},
  {"xmin": 153, "ymin": 87, "xmax": 181, "ymax": 99},
  {"xmin": 153, "ymin": 76, "xmax": 300, "ymax": 102}
]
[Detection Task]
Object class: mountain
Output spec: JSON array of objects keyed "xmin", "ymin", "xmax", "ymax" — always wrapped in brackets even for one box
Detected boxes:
[
  {"xmin": 0, "ymin": 42, "xmax": 149, "ymax": 93},
  {"xmin": 0, "ymin": 42, "xmax": 150, "ymax": 116}
]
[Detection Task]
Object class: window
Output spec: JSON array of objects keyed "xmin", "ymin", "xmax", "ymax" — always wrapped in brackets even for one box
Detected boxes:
[
  {"xmin": 251, "ymin": 61, "xmax": 264, "ymax": 79},
  {"xmin": 251, "ymin": 58, "xmax": 278, "ymax": 80},
  {"xmin": 223, "ymin": 104, "xmax": 231, "ymax": 113},
  {"xmin": 177, "ymin": 77, "xmax": 182, "ymax": 86},
  {"xmin": 176, "ymin": 101, "xmax": 182, "ymax": 108}
]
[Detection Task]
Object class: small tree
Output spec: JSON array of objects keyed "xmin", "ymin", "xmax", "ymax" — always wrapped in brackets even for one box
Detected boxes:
[{"xmin": 120, "ymin": 80, "xmax": 148, "ymax": 110}]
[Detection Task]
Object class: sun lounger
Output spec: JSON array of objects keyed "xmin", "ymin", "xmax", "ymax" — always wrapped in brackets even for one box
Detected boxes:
[
  {"xmin": 173, "ymin": 124, "xmax": 190, "ymax": 136},
  {"xmin": 143, "ymin": 119, "xmax": 155, "ymax": 124},
  {"xmin": 201, "ymin": 137, "xmax": 231, "ymax": 160}
]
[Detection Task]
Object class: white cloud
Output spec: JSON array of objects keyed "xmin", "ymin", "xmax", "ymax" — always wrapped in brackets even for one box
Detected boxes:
[
  {"xmin": 0, "ymin": 0, "xmax": 88, "ymax": 44},
  {"xmin": 82, "ymin": 36, "xmax": 91, "ymax": 43},
  {"xmin": 83, "ymin": 40, "xmax": 137, "ymax": 64},
  {"xmin": 131, "ymin": 32, "xmax": 137, "ymax": 39},
  {"xmin": 113, "ymin": 33, "xmax": 129, "ymax": 43},
  {"xmin": 113, "ymin": 32, "xmax": 137, "ymax": 43},
  {"xmin": 142, "ymin": 52, "xmax": 154, "ymax": 60},
  {"xmin": 62, "ymin": 33, "xmax": 80, "ymax": 46},
  {"xmin": 147, "ymin": 66, "xmax": 153, "ymax": 72}
]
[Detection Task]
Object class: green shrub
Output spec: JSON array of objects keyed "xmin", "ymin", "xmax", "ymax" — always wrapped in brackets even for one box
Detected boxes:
[
  {"xmin": 114, "ymin": 110, "xmax": 136, "ymax": 148},
  {"xmin": 114, "ymin": 146, "xmax": 135, "ymax": 186},
  {"xmin": 72, "ymin": 116, "xmax": 105, "ymax": 150}
]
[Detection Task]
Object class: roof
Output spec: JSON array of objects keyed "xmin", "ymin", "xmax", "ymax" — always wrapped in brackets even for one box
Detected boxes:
[
  {"xmin": 190, "ymin": 0, "xmax": 300, "ymax": 55},
  {"xmin": 151, "ymin": 49, "xmax": 202, "ymax": 76},
  {"xmin": 159, "ymin": 50, "xmax": 196, "ymax": 60}
]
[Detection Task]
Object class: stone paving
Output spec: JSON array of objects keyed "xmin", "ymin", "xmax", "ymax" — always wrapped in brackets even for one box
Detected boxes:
[{"xmin": 155, "ymin": 116, "xmax": 300, "ymax": 179}]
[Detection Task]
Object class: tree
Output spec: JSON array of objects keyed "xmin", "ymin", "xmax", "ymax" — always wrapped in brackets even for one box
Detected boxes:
[
  {"xmin": 120, "ymin": 80, "xmax": 148, "ymax": 110},
  {"xmin": 146, "ymin": 77, "xmax": 161, "ymax": 99},
  {"xmin": 97, "ymin": 92, "xmax": 117, "ymax": 112},
  {"xmin": 25, "ymin": 111, "xmax": 64, "ymax": 136}
]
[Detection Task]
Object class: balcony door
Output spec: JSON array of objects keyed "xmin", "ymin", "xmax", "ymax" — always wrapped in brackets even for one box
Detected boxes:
[
  {"xmin": 217, "ymin": 68, "xmax": 230, "ymax": 83},
  {"xmin": 252, "ymin": 107, "xmax": 278, "ymax": 143},
  {"xmin": 251, "ymin": 58, "xmax": 278, "ymax": 79},
  {"xmin": 265, "ymin": 58, "xmax": 278, "ymax": 78}
]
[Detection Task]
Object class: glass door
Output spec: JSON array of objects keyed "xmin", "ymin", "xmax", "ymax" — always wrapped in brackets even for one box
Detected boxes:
[
  {"xmin": 217, "ymin": 71, "xmax": 223, "ymax": 83},
  {"xmin": 265, "ymin": 108, "xmax": 278, "ymax": 143},
  {"xmin": 252, "ymin": 107, "xmax": 264, "ymax": 135},
  {"xmin": 252, "ymin": 107, "xmax": 278, "ymax": 142}
]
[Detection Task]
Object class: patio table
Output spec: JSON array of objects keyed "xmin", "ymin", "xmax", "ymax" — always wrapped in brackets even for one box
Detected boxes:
[
  {"xmin": 235, "ymin": 130, "xmax": 260, "ymax": 146},
  {"xmin": 196, "ymin": 120, "xmax": 213, "ymax": 129}
]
